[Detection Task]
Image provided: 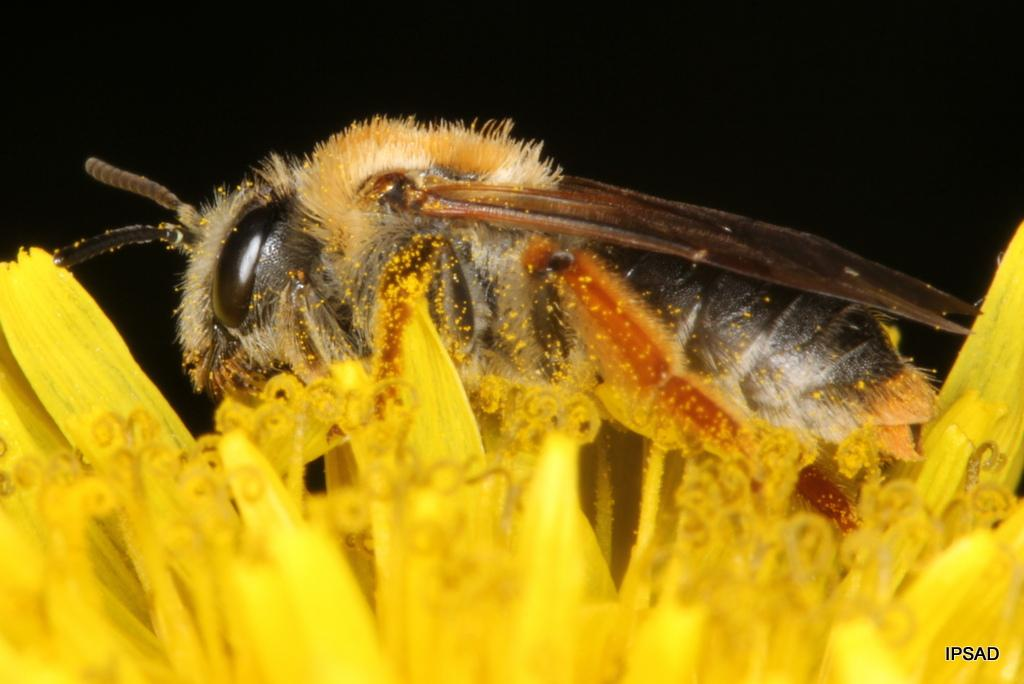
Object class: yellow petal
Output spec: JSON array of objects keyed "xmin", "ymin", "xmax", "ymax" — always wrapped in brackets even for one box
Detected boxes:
[
  {"xmin": 824, "ymin": 618, "xmax": 906, "ymax": 684},
  {"xmin": 395, "ymin": 298, "xmax": 485, "ymax": 469},
  {"xmin": 0, "ymin": 322, "xmax": 67, "ymax": 457},
  {"xmin": 897, "ymin": 529, "xmax": 1020, "ymax": 679},
  {"xmin": 0, "ymin": 329, "xmax": 68, "ymax": 541},
  {"xmin": 914, "ymin": 390, "xmax": 1004, "ymax": 512},
  {"xmin": 622, "ymin": 605, "xmax": 705, "ymax": 684},
  {"xmin": 220, "ymin": 430, "xmax": 300, "ymax": 531},
  {"xmin": 921, "ymin": 219, "xmax": 1024, "ymax": 492},
  {"xmin": 366, "ymin": 299, "xmax": 497, "ymax": 682},
  {"xmin": 505, "ymin": 432, "xmax": 585, "ymax": 683},
  {"xmin": 0, "ymin": 634, "xmax": 79, "ymax": 684},
  {"xmin": 0, "ymin": 249, "xmax": 192, "ymax": 453},
  {"xmin": 228, "ymin": 527, "xmax": 389, "ymax": 684}
]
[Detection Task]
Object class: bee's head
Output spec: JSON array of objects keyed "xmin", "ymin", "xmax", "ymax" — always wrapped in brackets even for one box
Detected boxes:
[{"xmin": 57, "ymin": 156, "xmax": 353, "ymax": 398}]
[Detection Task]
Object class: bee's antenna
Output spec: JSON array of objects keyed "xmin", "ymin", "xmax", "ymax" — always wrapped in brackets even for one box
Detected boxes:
[
  {"xmin": 53, "ymin": 224, "xmax": 186, "ymax": 268},
  {"xmin": 83, "ymin": 157, "xmax": 202, "ymax": 230},
  {"xmin": 84, "ymin": 157, "xmax": 183, "ymax": 211},
  {"xmin": 56, "ymin": 157, "xmax": 202, "ymax": 267}
]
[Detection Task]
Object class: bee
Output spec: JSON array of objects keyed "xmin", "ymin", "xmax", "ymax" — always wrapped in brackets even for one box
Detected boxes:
[{"xmin": 56, "ymin": 117, "xmax": 975, "ymax": 529}]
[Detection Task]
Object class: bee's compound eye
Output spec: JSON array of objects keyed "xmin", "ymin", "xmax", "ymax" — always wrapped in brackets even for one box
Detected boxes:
[{"xmin": 212, "ymin": 202, "xmax": 282, "ymax": 329}]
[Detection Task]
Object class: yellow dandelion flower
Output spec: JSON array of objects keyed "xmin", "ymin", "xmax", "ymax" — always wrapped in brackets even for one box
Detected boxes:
[{"xmin": 0, "ymin": 217, "xmax": 1021, "ymax": 684}]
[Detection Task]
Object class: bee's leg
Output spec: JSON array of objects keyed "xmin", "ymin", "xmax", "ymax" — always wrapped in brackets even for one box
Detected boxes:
[
  {"xmin": 372, "ymin": 234, "xmax": 446, "ymax": 410},
  {"xmin": 524, "ymin": 238, "xmax": 862, "ymax": 531},
  {"xmin": 796, "ymin": 465, "xmax": 860, "ymax": 532},
  {"xmin": 522, "ymin": 238, "xmax": 742, "ymax": 454},
  {"xmin": 865, "ymin": 368, "xmax": 935, "ymax": 461}
]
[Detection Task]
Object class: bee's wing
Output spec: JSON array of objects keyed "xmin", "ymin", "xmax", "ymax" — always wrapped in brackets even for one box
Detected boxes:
[{"xmin": 419, "ymin": 177, "xmax": 976, "ymax": 334}]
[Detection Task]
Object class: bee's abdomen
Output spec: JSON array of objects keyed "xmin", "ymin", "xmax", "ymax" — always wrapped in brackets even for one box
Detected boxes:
[{"xmin": 616, "ymin": 251, "xmax": 932, "ymax": 442}]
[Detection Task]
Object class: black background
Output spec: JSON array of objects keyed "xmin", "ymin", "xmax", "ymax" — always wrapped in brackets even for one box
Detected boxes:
[{"xmin": 3, "ymin": 8, "xmax": 1022, "ymax": 436}]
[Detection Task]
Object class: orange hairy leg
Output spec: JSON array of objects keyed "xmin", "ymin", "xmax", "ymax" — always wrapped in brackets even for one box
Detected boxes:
[
  {"xmin": 866, "ymin": 369, "xmax": 934, "ymax": 461},
  {"xmin": 372, "ymin": 235, "xmax": 445, "ymax": 412},
  {"xmin": 523, "ymin": 237, "xmax": 863, "ymax": 531},
  {"xmin": 795, "ymin": 465, "xmax": 860, "ymax": 532},
  {"xmin": 522, "ymin": 237, "xmax": 742, "ymax": 454}
]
